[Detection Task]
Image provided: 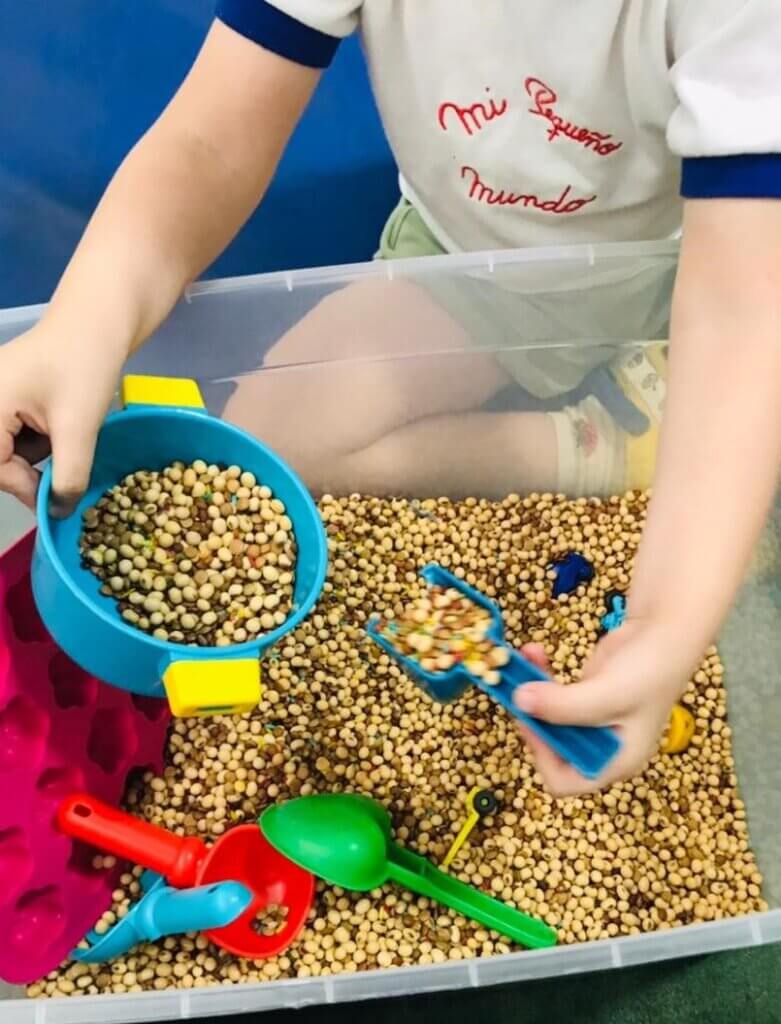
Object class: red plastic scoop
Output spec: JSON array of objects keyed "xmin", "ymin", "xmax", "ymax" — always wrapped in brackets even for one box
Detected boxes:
[{"xmin": 58, "ymin": 794, "xmax": 314, "ymax": 959}]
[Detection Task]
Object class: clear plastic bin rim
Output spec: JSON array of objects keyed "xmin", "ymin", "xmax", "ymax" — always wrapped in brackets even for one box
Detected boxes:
[
  {"xmin": 3, "ymin": 910, "xmax": 779, "ymax": 1023},
  {"xmin": 0, "ymin": 239, "xmax": 680, "ymax": 332}
]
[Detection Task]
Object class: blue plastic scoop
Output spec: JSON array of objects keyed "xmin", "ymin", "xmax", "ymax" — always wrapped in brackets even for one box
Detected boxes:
[
  {"xmin": 367, "ymin": 564, "xmax": 621, "ymax": 780},
  {"xmin": 72, "ymin": 871, "xmax": 252, "ymax": 963}
]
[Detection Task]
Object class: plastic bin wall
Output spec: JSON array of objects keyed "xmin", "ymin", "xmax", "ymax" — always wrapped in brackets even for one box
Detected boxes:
[
  {"xmin": 1, "ymin": 242, "xmax": 780, "ymax": 1019},
  {"xmin": 0, "ymin": 0, "xmax": 398, "ymax": 308}
]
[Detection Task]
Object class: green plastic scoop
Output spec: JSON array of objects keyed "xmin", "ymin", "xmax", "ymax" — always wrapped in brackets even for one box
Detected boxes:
[{"xmin": 259, "ymin": 794, "xmax": 556, "ymax": 949}]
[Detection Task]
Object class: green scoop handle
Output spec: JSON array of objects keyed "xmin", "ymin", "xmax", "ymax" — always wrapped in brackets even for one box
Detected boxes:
[{"xmin": 386, "ymin": 841, "xmax": 556, "ymax": 948}]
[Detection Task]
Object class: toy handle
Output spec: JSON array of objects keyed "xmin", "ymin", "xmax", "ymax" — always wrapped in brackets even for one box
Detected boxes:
[
  {"xmin": 120, "ymin": 375, "xmax": 206, "ymax": 412},
  {"xmin": 387, "ymin": 843, "xmax": 556, "ymax": 949},
  {"xmin": 496, "ymin": 650, "xmax": 621, "ymax": 780},
  {"xmin": 140, "ymin": 882, "xmax": 253, "ymax": 942},
  {"xmin": 58, "ymin": 793, "xmax": 207, "ymax": 887},
  {"xmin": 162, "ymin": 658, "xmax": 262, "ymax": 718},
  {"xmin": 441, "ymin": 809, "xmax": 480, "ymax": 869}
]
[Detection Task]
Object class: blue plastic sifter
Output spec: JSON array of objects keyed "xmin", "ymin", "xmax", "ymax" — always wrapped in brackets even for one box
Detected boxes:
[
  {"xmin": 368, "ymin": 564, "xmax": 621, "ymax": 780},
  {"xmin": 32, "ymin": 376, "xmax": 328, "ymax": 717}
]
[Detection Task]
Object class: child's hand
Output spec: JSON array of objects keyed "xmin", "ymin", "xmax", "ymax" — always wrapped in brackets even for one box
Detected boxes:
[
  {"xmin": 1, "ymin": 24, "xmax": 320, "ymax": 517},
  {"xmin": 514, "ymin": 620, "xmax": 690, "ymax": 796},
  {"xmin": 0, "ymin": 326, "xmax": 120, "ymax": 514}
]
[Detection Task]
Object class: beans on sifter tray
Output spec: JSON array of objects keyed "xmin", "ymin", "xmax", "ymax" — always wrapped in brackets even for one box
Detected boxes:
[{"xmin": 80, "ymin": 460, "xmax": 297, "ymax": 647}]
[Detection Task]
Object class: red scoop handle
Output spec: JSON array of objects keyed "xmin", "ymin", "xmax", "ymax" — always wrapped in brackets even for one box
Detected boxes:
[{"xmin": 58, "ymin": 793, "xmax": 207, "ymax": 888}]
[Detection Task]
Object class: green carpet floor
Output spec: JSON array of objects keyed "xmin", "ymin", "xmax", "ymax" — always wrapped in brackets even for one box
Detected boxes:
[{"xmin": 210, "ymin": 946, "xmax": 780, "ymax": 1024}]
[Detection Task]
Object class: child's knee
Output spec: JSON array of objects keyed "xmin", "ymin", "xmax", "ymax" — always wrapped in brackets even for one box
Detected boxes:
[{"xmin": 264, "ymin": 278, "xmax": 427, "ymax": 369}]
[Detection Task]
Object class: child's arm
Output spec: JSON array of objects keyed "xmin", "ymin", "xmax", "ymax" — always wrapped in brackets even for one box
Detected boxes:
[
  {"xmin": 0, "ymin": 20, "xmax": 319, "ymax": 510},
  {"xmin": 515, "ymin": 197, "xmax": 781, "ymax": 795},
  {"xmin": 626, "ymin": 199, "xmax": 781, "ymax": 644}
]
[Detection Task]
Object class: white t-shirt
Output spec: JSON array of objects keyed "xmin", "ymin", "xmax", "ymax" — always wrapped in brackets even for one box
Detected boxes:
[{"xmin": 215, "ymin": 0, "xmax": 781, "ymax": 253}]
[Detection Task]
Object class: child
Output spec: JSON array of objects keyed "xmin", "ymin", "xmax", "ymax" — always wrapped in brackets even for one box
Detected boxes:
[{"xmin": 0, "ymin": 2, "xmax": 779, "ymax": 797}]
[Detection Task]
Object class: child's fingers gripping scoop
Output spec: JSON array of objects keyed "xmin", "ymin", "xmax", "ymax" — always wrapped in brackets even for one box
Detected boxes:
[{"xmin": 489, "ymin": 647, "xmax": 622, "ymax": 780}]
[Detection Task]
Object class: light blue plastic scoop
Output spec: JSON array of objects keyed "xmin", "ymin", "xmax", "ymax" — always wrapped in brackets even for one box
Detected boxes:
[{"xmin": 72, "ymin": 871, "xmax": 252, "ymax": 963}]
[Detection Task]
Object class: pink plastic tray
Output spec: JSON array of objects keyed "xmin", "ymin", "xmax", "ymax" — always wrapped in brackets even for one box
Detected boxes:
[{"xmin": 0, "ymin": 531, "xmax": 170, "ymax": 984}]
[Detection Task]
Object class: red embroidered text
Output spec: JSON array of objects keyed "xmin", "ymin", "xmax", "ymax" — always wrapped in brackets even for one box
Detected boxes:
[
  {"xmin": 524, "ymin": 77, "xmax": 623, "ymax": 157},
  {"xmin": 438, "ymin": 89, "xmax": 509, "ymax": 136},
  {"xmin": 460, "ymin": 165, "xmax": 597, "ymax": 215}
]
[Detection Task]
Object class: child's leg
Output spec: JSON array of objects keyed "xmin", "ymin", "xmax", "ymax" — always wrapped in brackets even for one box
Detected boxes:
[
  {"xmin": 225, "ymin": 287, "xmax": 668, "ymax": 500},
  {"xmin": 321, "ymin": 366, "xmax": 660, "ymax": 500},
  {"xmin": 225, "ymin": 199, "xmax": 672, "ymax": 500},
  {"xmin": 323, "ymin": 409, "xmax": 559, "ymax": 498},
  {"xmin": 222, "ymin": 281, "xmax": 646, "ymax": 501},
  {"xmin": 224, "ymin": 277, "xmax": 512, "ymax": 482}
]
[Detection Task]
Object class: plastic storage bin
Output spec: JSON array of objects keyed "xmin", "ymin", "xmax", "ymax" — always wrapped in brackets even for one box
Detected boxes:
[{"xmin": 1, "ymin": 240, "xmax": 780, "ymax": 1021}]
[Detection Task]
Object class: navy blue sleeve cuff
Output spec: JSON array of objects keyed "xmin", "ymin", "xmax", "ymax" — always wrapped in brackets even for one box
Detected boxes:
[
  {"xmin": 216, "ymin": 0, "xmax": 341, "ymax": 69},
  {"xmin": 681, "ymin": 155, "xmax": 781, "ymax": 199}
]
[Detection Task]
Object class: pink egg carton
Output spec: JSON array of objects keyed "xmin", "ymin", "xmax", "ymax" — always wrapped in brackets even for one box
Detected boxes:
[{"xmin": 0, "ymin": 530, "xmax": 170, "ymax": 985}]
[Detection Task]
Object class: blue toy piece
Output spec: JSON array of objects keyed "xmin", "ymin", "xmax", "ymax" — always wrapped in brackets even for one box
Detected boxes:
[
  {"xmin": 601, "ymin": 592, "xmax": 627, "ymax": 633},
  {"xmin": 367, "ymin": 564, "xmax": 621, "ymax": 780},
  {"xmin": 550, "ymin": 553, "xmax": 595, "ymax": 598},
  {"xmin": 32, "ymin": 376, "xmax": 329, "ymax": 716},
  {"xmin": 72, "ymin": 871, "xmax": 252, "ymax": 963}
]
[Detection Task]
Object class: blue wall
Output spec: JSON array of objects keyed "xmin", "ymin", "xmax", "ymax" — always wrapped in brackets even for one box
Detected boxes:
[{"xmin": 0, "ymin": 1, "xmax": 398, "ymax": 308}]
